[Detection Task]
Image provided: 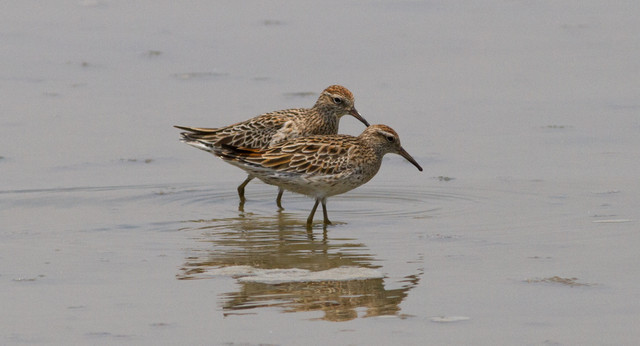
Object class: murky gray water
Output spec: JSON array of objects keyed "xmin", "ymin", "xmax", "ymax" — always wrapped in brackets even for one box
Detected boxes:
[{"xmin": 2, "ymin": 1, "xmax": 639, "ymax": 345}]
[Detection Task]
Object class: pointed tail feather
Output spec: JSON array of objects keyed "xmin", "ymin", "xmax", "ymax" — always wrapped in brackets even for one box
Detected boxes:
[{"xmin": 174, "ymin": 125, "xmax": 221, "ymax": 133}]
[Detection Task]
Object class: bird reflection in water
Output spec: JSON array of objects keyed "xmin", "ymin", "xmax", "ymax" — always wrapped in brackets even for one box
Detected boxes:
[{"xmin": 176, "ymin": 212, "xmax": 422, "ymax": 321}]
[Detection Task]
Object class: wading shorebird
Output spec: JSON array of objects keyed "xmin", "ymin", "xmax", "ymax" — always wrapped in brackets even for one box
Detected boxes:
[
  {"xmin": 198, "ymin": 124, "xmax": 423, "ymax": 228},
  {"xmin": 175, "ymin": 85, "xmax": 369, "ymax": 209}
]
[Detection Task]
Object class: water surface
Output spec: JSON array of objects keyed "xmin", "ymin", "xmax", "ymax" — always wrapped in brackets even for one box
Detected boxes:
[{"xmin": 2, "ymin": 1, "xmax": 639, "ymax": 345}]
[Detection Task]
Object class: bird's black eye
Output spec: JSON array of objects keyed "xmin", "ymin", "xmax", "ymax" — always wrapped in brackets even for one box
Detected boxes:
[
  {"xmin": 333, "ymin": 97, "xmax": 343, "ymax": 104},
  {"xmin": 386, "ymin": 136, "xmax": 395, "ymax": 143}
]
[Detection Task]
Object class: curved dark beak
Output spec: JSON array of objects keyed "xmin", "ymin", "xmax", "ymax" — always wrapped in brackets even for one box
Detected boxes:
[
  {"xmin": 349, "ymin": 107, "xmax": 370, "ymax": 127},
  {"xmin": 397, "ymin": 147, "xmax": 423, "ymax": 171}
]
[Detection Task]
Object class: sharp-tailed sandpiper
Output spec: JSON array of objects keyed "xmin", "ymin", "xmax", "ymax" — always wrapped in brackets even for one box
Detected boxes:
[
  {"xmin": 175, "ymin": 85, "xmax": 370, "ymax": 209},
  {"xmin": 202, "ymin": 124, "xmax": 423, "ymax": 227}
]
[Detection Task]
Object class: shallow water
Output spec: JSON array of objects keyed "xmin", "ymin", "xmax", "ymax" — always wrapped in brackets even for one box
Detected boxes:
[{"xmin": 2, "ymin": 1, "xmax": 640, "ymax": 345}]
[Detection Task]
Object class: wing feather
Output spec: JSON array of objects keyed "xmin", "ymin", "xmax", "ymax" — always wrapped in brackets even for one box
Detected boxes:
[
  {"xmin": 175, "ymin": 110, "xmax": 296, "ymax": 149},
  {"xmin": 216, "ymin": 135, "xmax": 358, "ymax": 177}
]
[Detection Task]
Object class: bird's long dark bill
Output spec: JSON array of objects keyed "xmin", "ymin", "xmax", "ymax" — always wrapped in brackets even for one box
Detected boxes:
[
  {"xmin": 398, "ymin": 147, "xmax": 423, "ymax": 171},
  {"xmin": 349, "ymin": 108, "xmax": 370, "ymax": 127}
]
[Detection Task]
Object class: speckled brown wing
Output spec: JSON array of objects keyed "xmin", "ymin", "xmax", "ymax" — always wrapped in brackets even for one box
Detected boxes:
[
  {"xmin": 218, "ymin": 135, "xmax": 360, "ymax": 177},
  {"xmin": 176, "ymin": 109, "xmax": 306, "ymax": 149}
]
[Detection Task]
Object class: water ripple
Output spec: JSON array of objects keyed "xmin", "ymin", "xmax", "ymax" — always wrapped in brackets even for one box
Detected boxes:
[{"xmin": 161, "ymin": 183, "xmax": 481, "ymax": 224}]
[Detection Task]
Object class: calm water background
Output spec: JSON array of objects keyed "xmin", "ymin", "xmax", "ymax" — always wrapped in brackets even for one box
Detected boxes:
[{"xmin": 2, "ymin": 1, "xmax": 639, "ymax": 345}]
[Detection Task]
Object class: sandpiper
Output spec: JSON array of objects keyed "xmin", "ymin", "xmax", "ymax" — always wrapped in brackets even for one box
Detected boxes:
[
  {"xmin": 201, "ymin": 124, "xmax": 423, "ymax": 227},
  {"xmin": 175, "ymin": 85, "xmax": 369, "ymax": 209}
]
